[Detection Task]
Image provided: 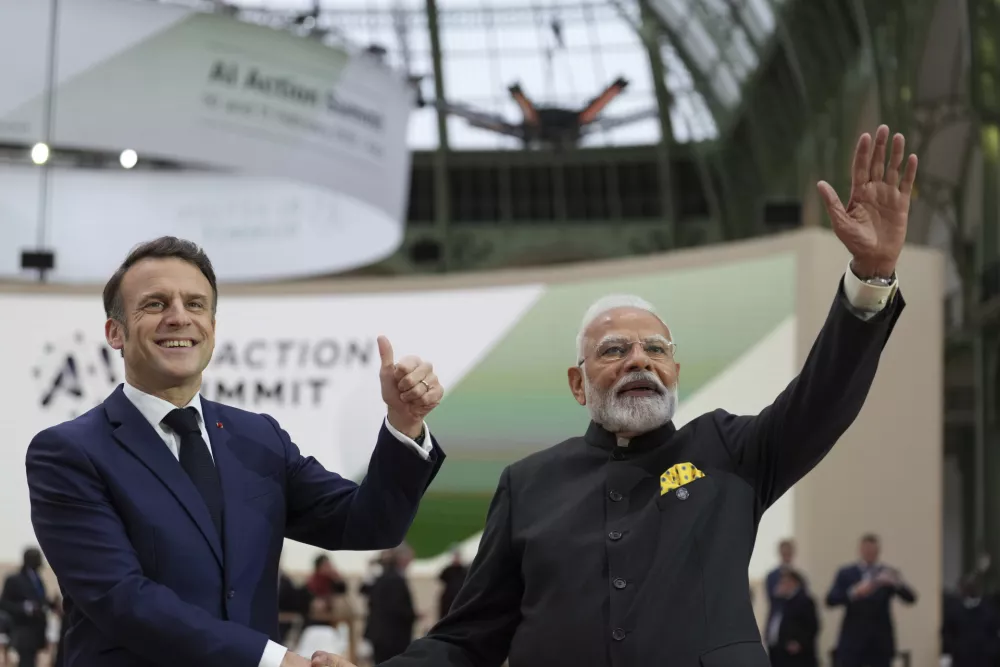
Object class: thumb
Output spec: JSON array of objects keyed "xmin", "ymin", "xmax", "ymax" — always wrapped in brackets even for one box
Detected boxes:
[
  {"xmin": 817, "ymin": 180, "xmax": 849, "ymax": 226},
  {"xmin": 377, "ymin": 335, "xmax": 395, "ymax": 370}
]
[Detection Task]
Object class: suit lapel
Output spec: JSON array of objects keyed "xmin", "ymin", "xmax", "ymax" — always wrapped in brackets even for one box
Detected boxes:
[
  {"xmin": 104, "ymin": 387, "xmax": 223, "ymax": 567},
  {"xmin": 202, "ymin": 401, "xmax": 251, "ymax": 578}
]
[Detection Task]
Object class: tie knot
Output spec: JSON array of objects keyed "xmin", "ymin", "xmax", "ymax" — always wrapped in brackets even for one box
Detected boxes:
[{"xmin": 162, "ymin": 407, "xmax": 201, "ymax": 436}]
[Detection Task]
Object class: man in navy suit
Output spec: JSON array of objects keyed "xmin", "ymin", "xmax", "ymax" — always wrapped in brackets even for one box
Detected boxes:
[
  {"xmin": 26, "ymin": 237, "xmax": 445, "ymax": 667},
  {"xmin": 766, "ymin": 540, "xmax": 808, "ymax": 638},
  {"xmin": 826, "ymin": 534, "xmax": 917, "ymax": 667}
]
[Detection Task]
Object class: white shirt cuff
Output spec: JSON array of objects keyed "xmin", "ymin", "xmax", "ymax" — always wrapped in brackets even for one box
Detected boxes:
[
  {"xmin": 843, "ymin": 263, "xmax": 898, "ymax": 313},
  {"xmin": 384, "ymin": 417, "xmax": 433, "ymax": 460},
  {"xmin": 259, "ymin": 640, "xmax": 288, "ymax": 667}
]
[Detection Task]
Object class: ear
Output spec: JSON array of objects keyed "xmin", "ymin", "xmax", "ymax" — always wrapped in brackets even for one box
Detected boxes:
[
  {"xmin": 674, "ymin": 362, "xmax": 681, "ymax": 379},
  {"xmin": 567, "ymin": 366, "xmax": 586, "ymax": 406},
  {"xmin": 105, "ymin": 319, "xmax": 125, "ymax": 352}
]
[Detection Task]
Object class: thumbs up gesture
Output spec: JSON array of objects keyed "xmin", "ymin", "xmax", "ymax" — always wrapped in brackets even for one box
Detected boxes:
[{"xmin": 378, "ymin": 336, "xmax": 443, "ymax": 439}]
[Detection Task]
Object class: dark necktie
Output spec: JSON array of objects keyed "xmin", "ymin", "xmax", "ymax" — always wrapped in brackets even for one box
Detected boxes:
[{"xmin": 161, "ymin": 407, "xmax": 224, "ymax": 536}]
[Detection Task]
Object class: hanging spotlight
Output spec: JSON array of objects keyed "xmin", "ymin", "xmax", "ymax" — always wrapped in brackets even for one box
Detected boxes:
[
  {"xmin": 30, "ymin": 143, "xmax": 50, "ymax": 165},
  {"xmin": 120, "ymin": 149, "xmax": 138, "ymax": 169}
]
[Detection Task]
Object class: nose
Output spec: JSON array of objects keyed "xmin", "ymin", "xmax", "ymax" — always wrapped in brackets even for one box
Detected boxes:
[
  {"xmin": 624, "ymin": 342, "xmax": 653, "ymax": 371},
  {"xmin": 161, "ymin": 298, "xmax": 192, "ymax": 327}
]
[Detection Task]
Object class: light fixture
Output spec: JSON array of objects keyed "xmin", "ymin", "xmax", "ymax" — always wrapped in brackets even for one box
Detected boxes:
[
  {"xmin": 120, "ymin": 149, "xmax": 138, "ymax": 169},
  {"xmin": 30, "ymin": 143, "xmax": 49, "ymax": 165}
]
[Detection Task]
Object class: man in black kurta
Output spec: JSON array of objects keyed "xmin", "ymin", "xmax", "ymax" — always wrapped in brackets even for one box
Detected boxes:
[{"xmin": 311, "ymin": 127, "xmax": 918, "ymax": 667}]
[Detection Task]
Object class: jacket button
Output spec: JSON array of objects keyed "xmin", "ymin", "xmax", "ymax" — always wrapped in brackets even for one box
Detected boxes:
[
  {"xmin": 609, "ymin": 490, "xmax": 623, "ymax": 502},
  {"xmin": 612, "ymin": 628, "xmax": 626, "ymax": 641},
  {"xmin": 227, "ymin": 589, "xmax": 235, "ymax": 599},
  {"xmin": 613, "ymin": 578, "xmax": 627, "ymax": 589},
  {"xmin": 612, "ymin": 449, "xmax": 625, "ymax": 461},
  {"xmin": 609, "ymin": 531, "xmax": 622, "ymax": 541}
]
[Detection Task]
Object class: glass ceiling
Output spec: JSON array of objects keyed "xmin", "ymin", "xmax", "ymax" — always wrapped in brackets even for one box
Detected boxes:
[{"xmin": 226, "ymin": 0, "xmax": 784, "ymax": 149}]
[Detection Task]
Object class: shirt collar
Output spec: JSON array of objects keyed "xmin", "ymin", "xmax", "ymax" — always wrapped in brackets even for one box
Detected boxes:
[{"xmin": 123, "ymin": 381, "xmax": 204, "ymax": 432}]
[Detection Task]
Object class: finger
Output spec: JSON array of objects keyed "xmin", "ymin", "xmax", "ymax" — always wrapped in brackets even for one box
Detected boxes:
[
  {"xmin": 398, "ymin": 365, "xmax": 434, "ymax": 397},
  {"xmin": 899, "ymin": 154, "xmax": 918, "ymax": 195},
  {"xmin": 377, "ymin": 336, "xmax": 394, "ymax": 370},
  {"xmin": 850, "ymin": 132, "xmax": 873, "ymax": 199},
  {"xmin": 421, "ymin": 383, "xmax": 444, "ymax": 406},
  {"xmin": 816, "ymin": 180, "xmax": 850, "ymax": 224},
  {"xmin": 885, "ymin": 133, "xmax": 905, "ymax": 186},
  {"xmin": 394, "ymin": 355, "xmax": 422, "ymax": 381},
  {"xmin": 869, "ymin": 125, "xmax": 889, "ymax": 182},
  {"xmin": 400, "ymin": 373, "xmax": 439, "ymax": 403}
]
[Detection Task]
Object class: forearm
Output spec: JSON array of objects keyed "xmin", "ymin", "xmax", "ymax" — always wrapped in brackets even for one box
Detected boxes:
[
  {"xmin": 84, "ymin": 575, "xmax": 268, "ymax": 666},
  {"xmin": 283, "ymin": 420, "xmax": 442, "ymax": 551},
  {"xmin": 753, "ymin": 281, "xmax": 904, "ymax": 501}
]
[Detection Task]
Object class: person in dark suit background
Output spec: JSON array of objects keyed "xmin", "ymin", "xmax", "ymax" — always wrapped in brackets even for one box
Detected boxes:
[
  {"xmin": 364, "ymin": 545, "xmax": 418, "ymax": 664},
  {"xmin": 27, "ymin": 237, "xmax": 446, "ymax": 667},
  {"xmin": 766, "ymin": 570, "xmax": 819, "ymax": 667},
  {"xmin": 942, "ymin": 573, "xmax": 1000, "ymax": 667},
  {"xmin": 312, "ymin": 125, "xmax": 919, "ymax": 667},
  {"xmin": 766, "ymin": 540, "xmax": 808, "ymax": 642},
  {"xmin": 437, "ymin": 549, "xmax": 468, "ymax": 620},
  {"xmin": 0, "ymin": 548, "xmax": 51, "ymax": 667},
  {"xmin": 827, "ymin": 534, "xmax": 917, "ymax": 667}
]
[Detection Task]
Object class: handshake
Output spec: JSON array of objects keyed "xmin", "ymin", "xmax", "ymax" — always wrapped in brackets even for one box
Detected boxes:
[{"xmin": 283, "ymin": 651, "xmax": 355, "ymax": 667}]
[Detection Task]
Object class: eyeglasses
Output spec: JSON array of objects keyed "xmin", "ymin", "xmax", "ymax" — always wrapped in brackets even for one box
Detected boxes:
[{"xmin": 578, "ymin": 337, "xmax": 677, "ymax": 366}]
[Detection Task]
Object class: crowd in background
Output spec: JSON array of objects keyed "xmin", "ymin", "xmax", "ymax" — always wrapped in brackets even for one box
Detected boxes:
[{"xmin": 2, "ymin": 534, "xmax": 999, "ymax": 666}]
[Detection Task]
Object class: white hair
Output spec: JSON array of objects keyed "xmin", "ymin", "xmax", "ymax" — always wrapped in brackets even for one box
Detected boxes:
[{"xmin": 575, "ymin": 294, "xmax": 666, "ymax": 363}]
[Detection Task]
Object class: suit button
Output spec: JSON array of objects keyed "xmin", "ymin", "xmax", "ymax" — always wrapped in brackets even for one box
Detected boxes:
[
  {"xmin": 227, "ymin": 589, "xmax": 235, "ymax": 599},
  {"xmin": 613, "ymin": 578, "xmax": 627, "ymax": 589},
  {"xmin": 609, "ymin": 531, "xmax": 622, "ymax": 541},
  {"xmin": 612, "ymin": 628, "xmax": 626, "ymax": 641},
  {"xmin": 612, "ymin": 449, "xmax": 625, "ymax": 461},
  {"xmin": 609, "ymin": 490, "xmax": 623, "ymax": 502}
]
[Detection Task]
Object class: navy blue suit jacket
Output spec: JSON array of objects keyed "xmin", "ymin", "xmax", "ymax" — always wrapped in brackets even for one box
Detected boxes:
[
  {"xmin": 26, "ymin": 385, "xmax": 444, "ymax": 667},
  {"xmin": 826, "ymin": 563, "xmax": 916, "ymax": 658}
]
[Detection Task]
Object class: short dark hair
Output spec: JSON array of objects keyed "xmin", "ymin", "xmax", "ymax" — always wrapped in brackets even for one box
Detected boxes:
[
  {"xmin": 103, "ymin": 236, "xmax": 218, "ymax": 323},
  {"xmin": 860, "ymin": 533, "xmax": 880, "ymax": 544},
  {"xmin": 314, "ymin": 554, "xmax": 329, "ymax": 570}
]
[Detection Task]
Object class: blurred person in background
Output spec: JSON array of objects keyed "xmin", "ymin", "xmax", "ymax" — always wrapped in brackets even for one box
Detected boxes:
[
  {"xmin": 307, "ymin": 555, "xmax": 350, "ymax": 625},
  {"xmin": 0, "ymin": 548, "xmax": 51, "ymax": 667},
  {"xmin": 312, "ymin": 124, "xmax": 918, "ymax": 667},
  {"xmin": 26, "ymin": 237, "xmax": 446, "ymax": 667},
  {"xmin": 437, "ymin": 548, "xmax": 468, "ymax": 620},
  {"xmin": 942, "ymin": 574, "xmax": 1000, "ymax": 667},
  {"xmin": 826, "ymin": 534, "xmax": 917, "ymax": 667},
  {"xmin": 307, "ymin": 555, "xmax": 347, "ymax": 602},
  {"xmin": 766, "ymin": 569, "xmax": 819, "ymax": 667},
  {"xmin": 364, "ymin": 545, "xmax": 418, "ymax": 664},
  {"xmin": 766, "ymin": 539, "xmax": 808, "ymax": 645}
]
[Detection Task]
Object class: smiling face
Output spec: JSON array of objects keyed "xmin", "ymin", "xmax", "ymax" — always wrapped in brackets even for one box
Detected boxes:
[
  {"xmin": 568, "ymin": 306, "xmax": 680, "ymax": 437},
  {"xmin": 105, "ymin": 257, "xmax": 216, "ymax": 401}
]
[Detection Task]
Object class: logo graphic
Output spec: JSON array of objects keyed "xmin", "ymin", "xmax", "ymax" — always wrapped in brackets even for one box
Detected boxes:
[{"xmin": 33, "ymin": 332, "xmax": 121, "ymax": 419}]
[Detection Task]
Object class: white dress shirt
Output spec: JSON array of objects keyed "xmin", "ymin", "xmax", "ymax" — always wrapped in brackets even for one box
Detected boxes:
[{"xmin": 121, "ymin": 382, "xmax": 433, "ymax": 667}]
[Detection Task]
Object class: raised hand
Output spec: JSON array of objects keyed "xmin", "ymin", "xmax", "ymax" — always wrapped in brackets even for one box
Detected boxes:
[
  {"xmin": 816, "ymin": 124, "xmax": 918, "ymax": 278},
  {"xmin": 310, "ymin": 650, "xmax": 358, "ymax": 667},
  {"xmin": 378, "ymin": 335, "xmax": 444, "ymax": 439}
]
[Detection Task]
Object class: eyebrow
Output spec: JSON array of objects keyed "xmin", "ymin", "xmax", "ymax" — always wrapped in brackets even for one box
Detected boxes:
[
  {"xmin": 597, "ymin": 333, "xmax": 673, "ymax": 346},
  {"xmin": 138, "ymin": 291, "xmax": 209, "ymax": 303}
]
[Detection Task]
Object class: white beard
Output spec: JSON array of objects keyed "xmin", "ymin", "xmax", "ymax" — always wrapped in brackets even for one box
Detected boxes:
[{"xmin": 584, "ymin": 370, "xmax": 678, "ymax": 434}]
